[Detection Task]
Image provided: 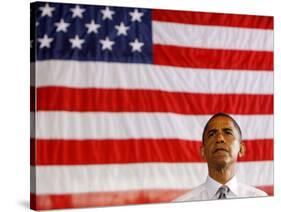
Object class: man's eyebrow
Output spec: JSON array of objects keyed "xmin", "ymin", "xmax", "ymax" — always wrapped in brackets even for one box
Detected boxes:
[
  {"xmin": 223, "ymin": 128, "xmax": 233, "ymax": 131},
  {"xmin": 206, "ymin": 128, "xmax": 233, "ymax": 135}
]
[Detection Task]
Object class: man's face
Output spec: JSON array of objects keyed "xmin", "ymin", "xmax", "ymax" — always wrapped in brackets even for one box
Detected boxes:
[{"xmin": 201, "ymin": 116, "xmax": 244, "ymax": 169}]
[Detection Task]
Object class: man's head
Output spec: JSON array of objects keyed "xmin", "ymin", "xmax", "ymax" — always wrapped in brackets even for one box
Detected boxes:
[{"xmin": 200, "ymin": 113, "xmax": 245, "ymax": 169}]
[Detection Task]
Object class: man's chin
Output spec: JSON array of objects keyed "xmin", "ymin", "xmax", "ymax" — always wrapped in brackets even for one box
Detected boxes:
[{"xmin": 212, "ymin": 158, "xmax": 231, "ymax": 169}]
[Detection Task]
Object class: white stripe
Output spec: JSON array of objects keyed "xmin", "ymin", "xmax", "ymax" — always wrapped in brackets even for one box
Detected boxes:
[
  {"xmin": 30, "ymin": 167, "xmax": 36, "ymax": 195},
  {"xmin": 35, "ymin": 112, "xmax": 273, "ymax": 140},
  {"xmin": 152, "ymin": 21, "xmax": 273, "ymax": 51},
  {"xmin": 236, "ymin": 161, "xmax": 274, "ymax": 186},
  {"xmin": 31, "ymin": 161, "xmax": 273, "ymax": 194},
  {"xmin": 34, "ymin": 60, "xmax": 273, "ymax": 94}
]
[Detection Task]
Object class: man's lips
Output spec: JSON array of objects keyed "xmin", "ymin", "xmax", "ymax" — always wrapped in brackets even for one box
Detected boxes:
[{"xmin": 213, "ymin": 148, "xmax": 228, "ymax": 153}]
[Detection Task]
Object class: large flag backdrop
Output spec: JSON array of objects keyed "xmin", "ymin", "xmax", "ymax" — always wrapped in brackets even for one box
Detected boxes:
[{"xmin": 30, "ymin": 2, "xmax": 274, "ymax": 210}]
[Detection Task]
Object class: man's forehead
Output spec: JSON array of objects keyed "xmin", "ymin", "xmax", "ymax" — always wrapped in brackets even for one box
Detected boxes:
[
  {"xmin": 206, "ymin": 116, "xmax": 236, "ymax": 130},
  {"xmin": 202, "ymin": 114, "xmax": 242, "ymax": 142}
]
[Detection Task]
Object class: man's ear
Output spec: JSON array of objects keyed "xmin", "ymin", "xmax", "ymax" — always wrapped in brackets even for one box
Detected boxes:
[
  {"xmin": 238, "ymin": 141, "xmax": 246, "ymax": 158},
  {"xmin": 200, "ymin": 145, "xmax": 206, "ymax": 160}
]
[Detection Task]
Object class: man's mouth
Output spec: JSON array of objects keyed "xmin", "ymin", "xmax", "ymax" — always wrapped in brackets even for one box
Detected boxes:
[{"xmin": 214, "ymin": 148, "xmax": 228, "ymax": 153}]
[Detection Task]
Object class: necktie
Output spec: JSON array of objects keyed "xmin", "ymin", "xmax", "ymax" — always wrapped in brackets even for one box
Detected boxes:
[{"xmin": 217, "ymin": 185, "xmax": 229, "ymax": 199}]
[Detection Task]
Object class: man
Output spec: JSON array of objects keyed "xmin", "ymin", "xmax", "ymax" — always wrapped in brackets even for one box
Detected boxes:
[{"xmin": 174, "ymin": 112, "xmax": 267, "ymax": 201}]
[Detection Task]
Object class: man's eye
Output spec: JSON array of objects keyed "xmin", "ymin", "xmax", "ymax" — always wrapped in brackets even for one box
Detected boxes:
[
  {"xmin": 225, "ymin": 131, "xmax": 233, "ymax": 135},
  {"xmin": 208, "ymin": 132, "xmax": 215, "ymax": 137}
]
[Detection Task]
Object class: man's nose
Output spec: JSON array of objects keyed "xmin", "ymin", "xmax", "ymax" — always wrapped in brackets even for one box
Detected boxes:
[{"xmin": 216, "ymin": 133, "xmax": 225, "ymax": 143}]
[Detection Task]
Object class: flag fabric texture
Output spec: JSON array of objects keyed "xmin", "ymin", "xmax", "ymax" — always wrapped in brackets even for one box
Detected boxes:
[{"xmin": 30, "ymin": 2, "xmax": 274, "ymax": 210}]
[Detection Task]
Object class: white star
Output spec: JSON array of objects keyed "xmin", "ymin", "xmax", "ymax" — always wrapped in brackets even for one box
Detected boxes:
[
  {"xmin": 38, "ymin": 34, "xmax": 54, "ymax": 49},
  {"xmin": 85, "ymin": 20, "xmax": 100, "ymax": 34},
  {"xmin": 70, "ymin": 5, "xmax": 85, "ymax": 18},
  {"xmin": 54, "ymin": 19, "xmax": 70, "ymax": 32},
  {"xmin": 115, "ymin": 22, "xmax": 130, "ymax": 36},
  {"xmin": 129, "ymin": 38, "xmax": 144, "ymax": 52},
  {"xmin": 129, "ymin": 9, "xmax": 144, "ymax": 22},
  {"xmin": 101, "ymin": 7, "xmax": 115, "ymax": 20},
  {"xmin": 39, "ymin": 3, "xmax": 55, "ymax": 17},
  {"xmin": 99, "ymin": 37, "xmax": 115, "ymax": 51},
  {"xmin": 36, "ymin": 21, "xmax": 39, "ymax": 27},
  {"xmin": 69, "ymin": 35, "xmax": 85, "ymax": 49}
]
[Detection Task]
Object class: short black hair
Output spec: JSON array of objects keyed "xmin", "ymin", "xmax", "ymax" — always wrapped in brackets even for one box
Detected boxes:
[{"xmin": 202, "ymin": 112, "xmax": 242, "ymax": 143}]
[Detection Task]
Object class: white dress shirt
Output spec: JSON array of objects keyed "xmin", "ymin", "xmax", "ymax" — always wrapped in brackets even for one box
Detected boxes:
[{"xmin": 173, "ymin": 175, "xmax": 267, "ymax": 202}]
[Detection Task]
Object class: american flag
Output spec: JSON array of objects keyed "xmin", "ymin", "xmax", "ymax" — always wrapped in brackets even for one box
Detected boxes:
[{"xmin": 30, "ymin": 2, "xmax": 274, "ymax": 210}]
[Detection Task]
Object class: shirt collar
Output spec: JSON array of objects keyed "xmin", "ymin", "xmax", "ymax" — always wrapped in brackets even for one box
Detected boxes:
[{"xmin": 206, "ymin": 175, "xmax": 239, "ymax": 198}]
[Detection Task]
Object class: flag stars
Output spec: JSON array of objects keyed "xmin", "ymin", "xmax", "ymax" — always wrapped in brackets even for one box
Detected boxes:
[
  {"xmin": 129, "ymin": 39, "xmax": 144, "ymax": 52},
  {"xmin": 101, "ymin": 7, "xmax": 115, "ymax": 20},
  {"xmin": 115, "ymin": 22, "xmax": 130, "ymax": 36},
  {"xmin": 38, "ymin": 34, "xmax": 54, "ymax": 48},
  {"xmin": 69, "ymin": 35, "xmax": 85, "ymax": 49},
  {"xmin": 100, "ymin": 37, "xmax": 115, "ymax": 51},
  {"xmin": 129, "ymin": 9, "xmax": 144, "ymax": 22},
  {"xmin": 85, "ymin": 20, "xmax": 101, "ymax": 34},
  {"xmin": 54, "ymin": 19, "xmax": 70, "ymax": 32},
  {"xmin": 70, "ymin": 5, "xmax": 85, "ymax": 18},
  {"xmin": 35, "ymin": 6, "xmax": 149, "ymax": 57},
  {"xmin": 39, "ymin": 3, "xmax": 55, "ymax": 17}
]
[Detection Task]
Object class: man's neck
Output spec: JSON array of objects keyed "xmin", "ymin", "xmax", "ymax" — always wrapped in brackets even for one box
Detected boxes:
[{"xmin": 208, "ymin": 164, "xmax": 235, "ymax": 185}]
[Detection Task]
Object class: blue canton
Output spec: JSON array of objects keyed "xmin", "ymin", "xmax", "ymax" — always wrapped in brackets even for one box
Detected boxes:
[{"xmin": 31, "ymin": 2, "xmax": 152, "ymax": 63}]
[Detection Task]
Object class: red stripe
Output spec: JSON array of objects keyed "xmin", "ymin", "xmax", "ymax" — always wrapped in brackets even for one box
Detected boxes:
[
  {"xmin": 30, "ymin": 138, "xmax": 36, "ymax": 166},
  {"xmin": 30, "ymin": 185, "xmax": 273, "ymax": 210},
  {"xmin": 152, "ymin": 10, "xmax": 273, "ymax": 29},
  {"xmin": 36, "ymin": 87, "xmax": 273, "ymax": 114},
  {"xmin": 238, "ymin": 139, "xmax": 274, "ymax": 162},
  {"xmin": 32, "ymin": 139, "xmax": 273, "ymax": 165},
  {"xmin": 30, "ymin": 189, "xmax": 188, "ymax": 210},
  {"xmin": 153, "ymin": 45, "xmax": 273, "ymax": 70},
  {"xmin": 256, "ymin": 185, "xmax": 274, "ymax": 196},
  {"xmin": 32, "ymin": 139, "xmax": 203, "ymax": 165}
]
